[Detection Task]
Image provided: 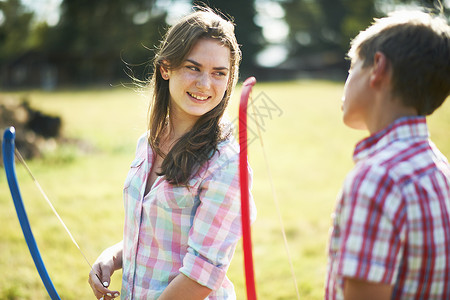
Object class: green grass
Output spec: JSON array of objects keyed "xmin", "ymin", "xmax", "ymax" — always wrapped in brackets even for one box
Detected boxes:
[{"xmin": 1, "ymin": 81, "xmax": 449, "ymax": 299}]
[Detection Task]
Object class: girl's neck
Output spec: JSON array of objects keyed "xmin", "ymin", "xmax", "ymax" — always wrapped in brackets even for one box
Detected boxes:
[
  {"xmin": 163, "ymin": 117, "xmax": 194, "ymax": 146},
  {"xmin": 166, "ymin": 110, "xmax": 199, "ymax": 141}
]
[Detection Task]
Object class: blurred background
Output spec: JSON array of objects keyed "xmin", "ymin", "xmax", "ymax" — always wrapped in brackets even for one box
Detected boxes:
[
  {"xmin": 1, "ymin": 0, "xmax": 449, "ymax": 90},
  {"xmin": 1, "ymin": 1, "xmax": 450, "ymax": 299}
]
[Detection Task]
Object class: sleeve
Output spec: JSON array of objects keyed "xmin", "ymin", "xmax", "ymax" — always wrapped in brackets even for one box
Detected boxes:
[
  {"xmin": 179, "ymin": 150, "xmax": 255, "ymax": 290},
  {"xmin": 337, "ymin": 165, "xmax": 405, "ymax": 285}
]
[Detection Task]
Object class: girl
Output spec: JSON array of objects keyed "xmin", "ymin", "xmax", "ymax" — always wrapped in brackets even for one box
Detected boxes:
[{"xmin": 88, "ymin": 7, "xmax": 255, "ymax": 300}]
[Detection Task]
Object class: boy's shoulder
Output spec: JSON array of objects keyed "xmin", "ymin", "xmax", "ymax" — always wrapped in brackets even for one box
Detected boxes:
[
  {"xmin": 353, "ymin": 136, "xmax": 449, "ymax": 191},
  {"xmin": 352, "ymin": 117, "xmax": 436, "ymax": 180}
]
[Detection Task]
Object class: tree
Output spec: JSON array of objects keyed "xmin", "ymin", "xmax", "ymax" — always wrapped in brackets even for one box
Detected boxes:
[
  {"xmin": 390, "ymin": 0, "xmax": 449, "ymax": 15},
  {"xmin": 0, "ymin": 0, "xmax": 34, "ymax": 64},
  {"xmin": 194, "ymin": 0, "xmax": 265, "ymax": 75},
  {"xmin": 48, "ymin": 0, "xmax": 167, "ymax": 84},
  {"xmin": 281, "ymin": 0, "xmax": 448, "ymax": 70},
  {"xmin": 282, "ymin": 0, "xmax": 379, "ymax": 58}
]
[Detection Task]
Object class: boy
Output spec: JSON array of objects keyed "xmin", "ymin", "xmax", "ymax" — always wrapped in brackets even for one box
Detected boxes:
[{"xmin": 325, "ymin": 10, "xmax": 450, "ymax": 300}]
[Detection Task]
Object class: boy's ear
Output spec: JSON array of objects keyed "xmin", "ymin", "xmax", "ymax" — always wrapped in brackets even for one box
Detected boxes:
[{"xmin": 369, "ymin": 52, "xmax": 389, "ymax": 88}]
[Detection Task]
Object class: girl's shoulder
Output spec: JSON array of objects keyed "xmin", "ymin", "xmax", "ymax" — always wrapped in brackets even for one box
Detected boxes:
[
  {"xmin": 133, "ymin": 132, "xmax": 150, "ymax": 157},
  {"xmin": 136, "ymin": 132, "xmax": 149, "ymax": 146},
  {"xmin": 214, "ymin": 137, "xmax": 239, "ymax": 162},
  {"xmin": 198, "ymin": 137, "xmax": 239, "ymax": 180}
]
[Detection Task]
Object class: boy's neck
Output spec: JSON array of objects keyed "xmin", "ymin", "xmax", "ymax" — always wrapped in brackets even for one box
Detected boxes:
[{"xmin": 366, "ymin": 95, "xmax": 418, "ymax": 134}]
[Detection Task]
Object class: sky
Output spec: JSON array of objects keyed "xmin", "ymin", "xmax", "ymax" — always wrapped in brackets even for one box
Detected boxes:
[{"xmin": 21, "ymin": 0, "xmax": 62, "ymax": 26}]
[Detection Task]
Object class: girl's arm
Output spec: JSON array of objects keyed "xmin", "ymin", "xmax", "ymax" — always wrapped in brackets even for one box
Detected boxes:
[
  {"xmin": 88, "ymin": 241, "xmax": 123, "ymax": 299},
  {"xmin": 159, "ymin": 273, "xmax": 212, "ymax": 300}
]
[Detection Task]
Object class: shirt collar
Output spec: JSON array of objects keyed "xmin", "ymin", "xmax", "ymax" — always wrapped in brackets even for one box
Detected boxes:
[{"xmin": 353, "ymin": 116, "xmax": 429, "ymax": 163}]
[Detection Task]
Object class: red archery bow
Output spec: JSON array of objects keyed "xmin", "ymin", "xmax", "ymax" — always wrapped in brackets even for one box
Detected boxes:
[{"xmin": 239, "ymin": 76, "xmax": 257, "ymax": 300}]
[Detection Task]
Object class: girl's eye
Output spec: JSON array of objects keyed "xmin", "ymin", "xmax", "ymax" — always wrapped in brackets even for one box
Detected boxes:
[
  {"xmin": 214, "ymin": 71, "xmax": 227, "ymax": 77},
  {"xmin": 186, "ymin": 66, "xmax": 199, "ymax": 71}
]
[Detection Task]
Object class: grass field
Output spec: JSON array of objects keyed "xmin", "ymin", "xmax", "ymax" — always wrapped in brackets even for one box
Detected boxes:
[{"xmin": 1, "ymin": 80, "xmax": 449, "ymax": 300}]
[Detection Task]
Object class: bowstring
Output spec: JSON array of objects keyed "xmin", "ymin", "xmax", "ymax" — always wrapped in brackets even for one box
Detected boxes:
[
  {"xmin": 249, "ymin": 90, "xmax": 301, "ymax": 299},
  {"xmin": 14, "ymin": 148, "xmax": 102, "ymax": 284}
]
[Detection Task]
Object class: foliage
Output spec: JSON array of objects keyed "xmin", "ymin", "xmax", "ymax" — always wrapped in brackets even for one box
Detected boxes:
[
  {"xmin": 0, "ymin": 0, "xmax": 168, "ymax": 87},
  {"xmin": 281, "ymin": 0, "xmax": 380, "ymax": 57},
  {"xmin": 0, "ymin": 0, "xmax": 34, "ymax": 63},
  {"xmin": 280, "ymin": 0, "xmax": 449, "ymax": 68},
  {"xmin": 50, "ymin": 0, "xmax": 167, "ymax": 84},
  {"xmin": 195, "ymin": 0, "xmax": 265, "ymax": 71}
]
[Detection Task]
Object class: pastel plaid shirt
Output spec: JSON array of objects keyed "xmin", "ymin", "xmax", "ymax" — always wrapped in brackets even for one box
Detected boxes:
[
  {"xmin": 121, "ymin": 133, "xmax": 255, "ymax": 299},
  {"xmin": 326, "ymin": 116, "xmax": 450, "ymax": 299}
]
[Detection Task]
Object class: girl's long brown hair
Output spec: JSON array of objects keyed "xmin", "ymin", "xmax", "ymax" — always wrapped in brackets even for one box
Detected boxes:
[{"xmin": 148, "ymin": 8, "xmax": 241, "ymax": 185}]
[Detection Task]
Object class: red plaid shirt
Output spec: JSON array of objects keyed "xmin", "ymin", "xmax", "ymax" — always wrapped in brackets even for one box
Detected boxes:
[{"xmin": 326, "ymin": 116, "xmax": 450, "ymax": 299}]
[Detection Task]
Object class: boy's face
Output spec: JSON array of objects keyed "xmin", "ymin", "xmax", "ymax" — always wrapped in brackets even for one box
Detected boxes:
[{"xmin": 341, "ymin": 56, "xmax": 374, "ymax": 130}]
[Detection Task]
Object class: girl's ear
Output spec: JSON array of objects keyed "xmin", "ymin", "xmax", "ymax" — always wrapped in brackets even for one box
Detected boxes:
[
  {"xmin": 369, "ymin": 52, "xmax": 389, "ymax": 88},
  {"xmin": 160, "ymin": 61, "xmax": 170, "ymax": 80}
]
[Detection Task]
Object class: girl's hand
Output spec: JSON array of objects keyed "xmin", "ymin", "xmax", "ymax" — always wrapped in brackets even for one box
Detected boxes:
[{"xmin": 88, "ymin": 242, "xmax": 123, "ymax": 299}]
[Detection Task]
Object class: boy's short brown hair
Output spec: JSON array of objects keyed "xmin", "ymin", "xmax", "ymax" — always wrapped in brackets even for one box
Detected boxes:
[{"xmin": 348, "ymin": 11, "xmax": 450, "ymax": 115}]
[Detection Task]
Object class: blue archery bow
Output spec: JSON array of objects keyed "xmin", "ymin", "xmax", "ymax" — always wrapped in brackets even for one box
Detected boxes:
[{"xmin": 2, "ymin": 127, "xmax": 61, "ymax": 300}]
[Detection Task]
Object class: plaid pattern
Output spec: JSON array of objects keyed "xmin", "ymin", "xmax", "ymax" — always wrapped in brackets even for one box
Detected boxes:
[
  {"xmin": 326, "ymin": 116, "xmax": 450, "ymax": 299},
  {"xmin": 121, "ymin": 134, "xmax": 255, "ymax": 299}
]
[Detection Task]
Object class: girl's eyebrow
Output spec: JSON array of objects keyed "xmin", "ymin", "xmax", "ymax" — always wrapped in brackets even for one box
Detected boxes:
[{"xmin": 186, "ymin": 59, "xmax": 229, "ymax": 71}]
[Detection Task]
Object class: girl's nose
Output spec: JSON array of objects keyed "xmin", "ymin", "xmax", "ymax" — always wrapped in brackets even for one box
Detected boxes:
[{"xmin": 196, "ymin": 72, "xmax": 211, "ymax": 90}]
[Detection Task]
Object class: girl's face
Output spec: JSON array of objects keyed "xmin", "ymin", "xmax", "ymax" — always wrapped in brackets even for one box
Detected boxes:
[{"xmin": 162, "ymin": 38, "xmax": 231, "ymax": 126}]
